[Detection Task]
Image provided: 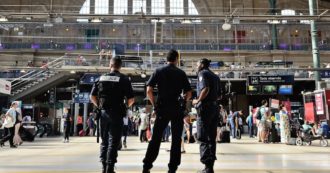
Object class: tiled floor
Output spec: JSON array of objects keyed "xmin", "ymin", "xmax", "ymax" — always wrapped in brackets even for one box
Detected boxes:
[{"xmin": 0, "ymin": 136, "xmax": 330, "ymax": 173}]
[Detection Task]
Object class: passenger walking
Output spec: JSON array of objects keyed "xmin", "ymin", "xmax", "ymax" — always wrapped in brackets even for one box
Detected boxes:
[
  {"xmin": 87, "ymin": 113, "xmax": 95, "ymax": 136},
  {"xmin": 246, "ymin": 110, "xmax": 254, "ymax": 138},
  {"xmin": 259, "ymin": 100, "xmax": 269, "ymax": 143},
  {"xmin": 62, "ymin": 108, "xmax": 72, "ymax": 143},
  {"xmin": 230, "ymin": 110, "xmax": 243, "ymax": 138},
  {"xmin": 192, "ymin": 58, "xmax": 221, "ymax": 173},
  {"xmin": 122, "ymin": 113, "xmax": 129, "ymax": 148},
  {"xmin": 139, "ymin": 108, "xmax": 149, "ymax": 142},
  {"xmin": 142, "ymin": 49, "xmax": 192, "ymax": 173},
  {"xmin": 90, "ymin": 57, "xmax": 135, "ymax": 173},
  {"xmin": 279, "ymin": 104, "xmax": 290, "ymax": 144},
  {"xmin": 1, "ymin": 102, "xmax": 18, "ymax": 148}
]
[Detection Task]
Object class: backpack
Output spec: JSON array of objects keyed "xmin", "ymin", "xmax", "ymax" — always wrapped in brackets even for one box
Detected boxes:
[{"xmin": 256, "ymin": 108, "xmax": 262, "ymax": 120}]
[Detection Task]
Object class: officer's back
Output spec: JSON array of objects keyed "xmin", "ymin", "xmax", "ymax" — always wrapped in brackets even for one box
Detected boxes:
[{"xmin": 152, "ymin": 64, "xmax": 188, "ymax": 102}]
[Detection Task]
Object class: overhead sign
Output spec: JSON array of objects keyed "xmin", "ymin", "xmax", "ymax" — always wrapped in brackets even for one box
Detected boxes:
[
  {"xmin": 0, "ymin": 79, "xmax": 11, "ymax": 95},
  {"xmin": 247, "ymin": 75, "xmax": 294, "ymax": 95},
  {"xmin": 74, "ymin": 92, "xmax": 90, "ymax": 103},
  {"xmin": 248, "ymin": 75, "xmax": 294, "ymax": 85},
  {"xmin": 320, "ymin": 71, "xmax": 330, "ymax": 78}
]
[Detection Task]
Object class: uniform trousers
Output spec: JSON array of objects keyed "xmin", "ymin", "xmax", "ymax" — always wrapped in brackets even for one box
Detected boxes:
[
  {"xmin": 197, "ymin": 103, "xmax": 219, "ymax": 166},
  {"xmin": 100, "ymin": 110, "xmax": 123, "ymax": 166},
  {"xmin": 143, "ymin": 107, "xmax": 184, "ymax": 171}
]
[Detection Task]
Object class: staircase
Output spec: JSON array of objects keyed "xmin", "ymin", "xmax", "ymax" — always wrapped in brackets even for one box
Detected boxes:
[{"xmin": 10, "ymin": 55, "xmax": 73, "ymax": 101}]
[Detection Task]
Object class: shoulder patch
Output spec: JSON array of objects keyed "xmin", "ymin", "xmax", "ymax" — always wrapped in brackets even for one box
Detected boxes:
[
  {"xmin": 199, "ymin": 76, "xmax": 203, "ymax": 82},
  {"xmin": 100, "ymin": 76, "xmax": 120, "ymax": 82}
]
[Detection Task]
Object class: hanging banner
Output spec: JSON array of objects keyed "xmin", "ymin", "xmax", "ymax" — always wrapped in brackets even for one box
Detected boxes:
[
  {"xmin": 304, "ymin": 102, "xmax": 315, "ymax": 123},
  {"xmin": 0, "ymin": 79, "xmax": 11, "ymax": 95},
  {"xmin": 270, "ymin": 99, "xmax": 280, "ymax": 109},
  {"xmin": 315, "ymin": 93, "xmax": 325, "ymax": 115}
]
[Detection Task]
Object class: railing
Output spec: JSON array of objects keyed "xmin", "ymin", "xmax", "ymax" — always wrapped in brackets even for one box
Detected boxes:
[
  {"xmin": 61, "ymin": 53, "xmax": 330, "ymax": 79},
  {"xmin": 10, "ymin": 56, "xmax": 66, "ymax": 92},
  {"xmin": 2, "ymin": 42, "xmax": 330, "ymax": 52}
]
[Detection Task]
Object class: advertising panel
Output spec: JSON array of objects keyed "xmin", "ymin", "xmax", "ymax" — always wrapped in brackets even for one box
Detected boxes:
[
  {"xmin": 315, "ymin": 93, "xmax": 325, "ymax": 115},
  {"xmin": 304, "ymin": 102, "xmax": 315, "ymax": 123},
  {"xmin": 0, "ymin": 79, "xmax": 11, "ymax": 95}
]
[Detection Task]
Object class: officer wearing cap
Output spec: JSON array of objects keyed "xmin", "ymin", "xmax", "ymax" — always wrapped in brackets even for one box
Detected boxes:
[
  {"xmin": 142, "ymin": 49, "xmax": 192, "ymax": 173},
  {"xmin": 90, "ymin": 57, "xmax": 135, "ymax": 173},
  {"xmin": 192, "ymin": 58, "xmax": 221, "ymax": 173}
]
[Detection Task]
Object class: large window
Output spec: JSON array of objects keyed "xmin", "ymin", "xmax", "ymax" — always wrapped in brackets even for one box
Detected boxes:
[
  {"xmin": 133, "ymin": 0, "xmax": 146, "ymax": 14},
  {"xmin": 188, "ymin": 0, "xmax": 198, "ymax": 15},
  {"xmin": 170, "ymin": 0, "xmax": 184, "ymax": 15},
  {"xmin": 95, "ymin": 0, "xmax": 108, "ymax": 14},
  {"xmin": 114, "ymin": 0, "xmax": 128, "ymax": 14},
  {"xmin": 78, "ymin": 0, "xmax": 90, "ymax": 22},
  {"xmin": 152, "ymin": 0, "xmax": 165, "ymax": 15}
]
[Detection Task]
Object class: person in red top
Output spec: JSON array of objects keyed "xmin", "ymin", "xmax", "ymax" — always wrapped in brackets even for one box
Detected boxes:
[{"xmin": 76, "ymin": 115, "xmax": 83, "ymax": 136}]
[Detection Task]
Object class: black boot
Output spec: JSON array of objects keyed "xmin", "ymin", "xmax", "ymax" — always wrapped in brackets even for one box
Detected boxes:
[
  {"xmin": 101, "ymin": 162, "xmax": 106, "ymax": 173},
  {"xmin": 106, "ymin": 164, "xmax": 115, "ymax": 173},
  {"xmin": 142, "ymin": 169, "xmax": 150, "ymax": 173}
]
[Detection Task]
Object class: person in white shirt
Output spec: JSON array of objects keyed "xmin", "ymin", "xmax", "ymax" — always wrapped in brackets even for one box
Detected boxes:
[
  {"xmin": 1, "ymin": 102, "xmax": 18, "ymax": 148},
  {"xmin": 139, "ymin": 108, "xmax": 149, "ymax": 142}
]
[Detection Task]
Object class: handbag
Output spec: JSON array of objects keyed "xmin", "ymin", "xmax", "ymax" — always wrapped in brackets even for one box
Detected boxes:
[{"xmin": 3, "ymin": 116, "xmax": 14, "ymax": 128}]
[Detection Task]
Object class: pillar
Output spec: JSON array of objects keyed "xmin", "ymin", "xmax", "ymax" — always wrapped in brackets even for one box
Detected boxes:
[
  {"xmin": 309, "ymin": 0, "xmax": 321, "ymax": 88},
  {"xmin": 108, "ymin": 0, "xmax": 114, "ymax": 14},
  {"xmin": 83, "ymin": 103, "xmax": 88, "ymax": 130},
  {"xmin": 90, "ymin": 0, "xmax": 95, "ymax": 14},
  {"xmin": 268, "ymin": 0, "xmax": 278, "ymax": 50},
  {"xmin": 184, "ymin": 0, "xmax": 189, "ymax": 15},
  {"xmin": 165, "ymin": 0, "xmax": 170, "ymax": 15},
  {"xmin": 128, "ymin": 0, "xmax": 133, "ymax": 15},
  {"xmin": 146, "ymin": 0, "xmax": 151, "ymax": 15}
]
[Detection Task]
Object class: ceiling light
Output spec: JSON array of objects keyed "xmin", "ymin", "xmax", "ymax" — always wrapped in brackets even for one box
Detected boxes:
[
  {"xmin": 141, "ymin": 73, "xmax": 147, "ymax": 78},
  {"xmin": 0, "ymin": 16, "xmax": 8, "ymax": 22},
  {"xmin": 20, "ymin": 70, "xmax": 26, "ymax": 73},
  {"xmin": 91, "ymin": 18, "xmax": 102, "ymax": 23},
  {"xmin": 222, "ymin": 22, "xmax": 231, "ymax": 31},
  {"xmin": 70, "ymin": 70, "xmax": 76, "ymax": 74}
]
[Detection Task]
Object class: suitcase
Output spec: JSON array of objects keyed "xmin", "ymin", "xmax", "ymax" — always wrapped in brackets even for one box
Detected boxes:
[
  {"xmin": 79, "ymin": 130, "xmax": 85, "ymax": 137},
  {"xmin": 220, "ymin": 130, "xmax": 230, "ymax": 143},
  {"xmin": 268, "ymin": 123, "xmax": 280, "ymax": 143}
]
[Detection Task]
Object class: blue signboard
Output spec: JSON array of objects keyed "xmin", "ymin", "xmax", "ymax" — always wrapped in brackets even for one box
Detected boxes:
[
  {"xmin": 74, "ymin": 92, "xmax": 90, "ymax": 103},
  {"xmin": 80, "ymin": 74, "xmax": 101, "ymax": 84},
  {"xmin": 320, "ymin": 71, "xmax": 330, "ymax": 78}
]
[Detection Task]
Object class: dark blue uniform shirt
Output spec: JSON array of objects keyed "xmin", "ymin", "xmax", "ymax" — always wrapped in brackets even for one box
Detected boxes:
[
  {"xmin": 90, "ymin": 71, "xmax": 134, "ymax": 109},
  {"xmin": 147, "ymin": 64, "xmax": 191, "ymax": 104},
  {"xmin": 197, "ymin": 69, "xmax": 221, "ymax": 103}
]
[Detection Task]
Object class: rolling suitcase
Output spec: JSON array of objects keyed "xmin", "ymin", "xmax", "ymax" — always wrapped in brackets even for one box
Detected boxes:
[{"xmin": 220, "ymin": 130, "xmax": 231, "ymax": 143}]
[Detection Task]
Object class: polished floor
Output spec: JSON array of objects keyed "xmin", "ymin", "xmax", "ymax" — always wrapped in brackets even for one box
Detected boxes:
[{"xmin": 0, "ymin": 135, "xmax": 330, "ymax": 173}]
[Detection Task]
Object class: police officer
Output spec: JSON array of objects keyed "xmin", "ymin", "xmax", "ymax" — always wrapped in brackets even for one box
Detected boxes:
[
  {"xmin": 192, "ymin": 58, "xmax": 221, "ymax": 173},
  {"xmin": 90, "ymin": 57, "xmax": 135, "ymax": 173},
  {"xmin": 142, "ymin": 49, "xmax": 192, "ymax": 173}
]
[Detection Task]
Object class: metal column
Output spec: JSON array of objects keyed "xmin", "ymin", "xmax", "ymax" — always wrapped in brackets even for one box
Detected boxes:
[
  {"xmin": 268, "ymin": 0, "xmax": 278, "ymax": 50},
  {"xmin": 108, "ymin": 0, "xmax": 114, "ymax": 15},
  {"xmin": 83, "ymin": 103, "xmax": 88, "ymax": 130},
  {"xmin": 90, "ymin": 0, "xmax": 95, "ymax": 14},
  {"xmin": 146, "ymin": 0, "xmax": 152, "ymax": 15},
  {"xmin": 309, "ymin": 0, "xmax": 321, "ymax": 88},
  {"xmin": 165, "ymin": 0, "xmax": 170, "ymax": 15},
  {"xmin": 184, "ymin": 0, "xmax": 189, "ymax": 15},
  {"xmin": 128, "ymin": 0, "xmax": 133, "ymax": 15}
]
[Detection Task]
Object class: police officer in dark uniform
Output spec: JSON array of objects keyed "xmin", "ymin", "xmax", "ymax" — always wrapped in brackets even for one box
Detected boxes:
[
  {"xmin": 142, "ymin": 49, "xmax": 192, "ymax": 173},
  {"xmin": 90, "ymin": 57, "xmax": 135, "ymax": 173},
  {"xmin": 192, "ymin": 58, "xmax": 221, "ymax": 173}
]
